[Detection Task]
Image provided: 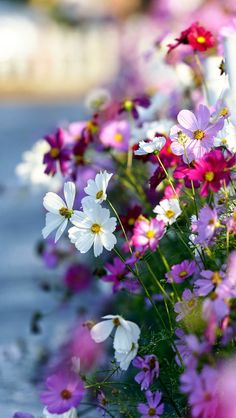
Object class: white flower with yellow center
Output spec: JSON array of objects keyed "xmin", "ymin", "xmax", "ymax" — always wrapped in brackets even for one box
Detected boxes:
[
  {"xmin": 90, "ymin": 315, "xmax": 140, "ymax": 354},
  {"xmin": 42, "ymin": 182, "xmax": 76, "ymax": 243},
  {"xmin": 214, "ymin": 120, "xmax": 236, "ymax": 153},
  {"xmin": 154, "ymin": 198, "xmax": 181, "ymax": 225},
  {"xmin": 82, "ymin": 170, "xmax": 113, "ymax": 205},
  {"xmin": 68, "ymin": 200, "xmax": 117, "ymax": 257},
  {"xmin": 114, "ymin": 342, "xmax": 138, "ymax": 371},
  {"xmin": 134, "ymin": 136, "xmax": 166, "ymax": 156}
]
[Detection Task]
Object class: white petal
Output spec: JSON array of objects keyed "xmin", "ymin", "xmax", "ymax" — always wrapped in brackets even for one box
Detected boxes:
[
  {"xmin": 115, "ymin": 345, "xmax": 138, "ymax": 371},
  {"xmin": 71, "ymin": 211, "xmax": 91, "ymax": 228},
  {"xmin": 55, "ymin": 219, "xmax": 68, "ymax": 242},
  {"xmin": 93, "ymin": 234, "xmax": 103, "ymax": 257},
  {"xmin": 74, "ymin": 232, "xmax": 94, "ymax": 253},
  {"xmin": 68, "ymin": 226, "xmax": 80, "ymax": 243},
  {"xmin": 90, "ymin": 319, "xmax": 114, "ymax": 343},
  {"xmin": 102, "ymin": 216, "xmax": 117, "ymax": 232},
  {"xmin": 42, "ymin": 213, "xmax": 63, "ymax": 239},
  {"xmin": 101, "ymin": 232, "xmax": 117, "ymax": 251},
  {"xmin": 113, "ymin": 324, "xmax": 132, "ymax": 353},
  {"xmin": 126, "ymin": 321, "xmax": 141, "ymax": 343},
  {"xmin": 64, "ymin": 181, "xmax": 76, "ymax": 209},
  {"xmin": 43, "ymin": 192, "xmax": 65, "ymax": 213}
]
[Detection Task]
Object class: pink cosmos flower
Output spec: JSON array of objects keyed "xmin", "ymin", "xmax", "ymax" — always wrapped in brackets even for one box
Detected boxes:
[
  {"xmin": 63, "ymin": 264, "xmax": 92, "ymax": 293},
  {"xmin": 137, "ymin": 390, "xmax": 164, "ymax": 418},
  {"xmin": 100, "ymin": 120, "xmax": 130, "ymax": 151},
  {"xmin": 188, "ymin": 150, "xmax": 235, "ymax": 196},
  {"xmin": 102, "ymin": 257, "xmax": 139, "ymax": 293},
  {"xmin": 174, "ymin": 289, "xmax": 198, "ymax": 321},
  {"xmin": 40, "ymin": 371, "xmax": 85, "ymax": 414},
  {"xmin": 189, "ymin": 366, "xmax": 219, "ymax": 418},
  {"xmin": 170, "ymin": 105, "xmax": 224, "ymax": 162},
  {"xmin": 195, "ymin": 205, "xmax": 220, "ymax": 245},
  {"xmin": 194, "ymin": 270, "xmax": 225, "ymax": 297},
  {"xmin": 43, "ymin": 128, "xmax": 71, "ymax": 176},
  {"xmin": 165, "ymin": 260, "xmax": 196, "ymax": 283},
  {"xmin": 132, "ymin": 216, "xmax": 165, "ymax": 251},
  {"xmin": 227, "ymin": 210, "xmax": 236, "ymax": 234}
]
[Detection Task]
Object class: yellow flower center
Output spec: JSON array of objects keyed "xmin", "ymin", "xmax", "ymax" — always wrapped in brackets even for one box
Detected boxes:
[
  {"xmin": 50, "ymin": 147, "xmax": 60, "ymax": 158},
  {"xmin": 96, "ymin": 190, "xmax": 104, "ymax": 199},
  {"xmin": 112, "ymin": 317, "xmax": 120, "ymax": 326},
  {"xmin": 148, "ymin": 408, "xmax": 156, "ymax": 416},
  {"xmin": 221, "ymin": 138, "xmax": 227, "ymax": 145},
  {"xmin": 91, "ymin": 223, "xmax": 101, "ymax": 234},
  {"xmin": 146, "ymin": 230, "xmax": 155, "ymax": 239},
  {"xmin": 219, "ymin": 107, "xmax": 228, "ymax": 117},
  {"xmin": 204, "ymin": 171, "xmax": 215, "ymax": 182},
  {"xmin": 165, "ymin": 209, "xmax": 175, "ymax": 219},
  {"xmin": 128, "ymin": 217, "xmax": 135, "ymax": 226},
  {"xmin": 60, "ymin": 389, "xmax": 72, "ymax": 400},
  {"xmin": 59, "ymin": 207, "xmax": 74, "ymax": 219},
  {"xmin": 197, "ymin": 36, "xmax": 206, "ymax": 44},
  {"xmin": 211, "ymin": 272, "xmax": 222, "ymax": 285},
  {"xmin": 233, "ymin": 212, "xmax": 236, "ymax": 221},
  {"xmin": 194, "ymin": 129, "xmax": 205, "ymax": 140},
  {"xmin": 177, "ymin": 131, "xmax": 188, "ymax": 145},
  {"xmin": 179, "ymin": 270, "xmax": 187, "ymax": 278},
  {"xmin": 124, "ymin": 100, "xmax": 133, "ymax": 112},
  {"xmin": 114, "ymin": 132, "xmax": 123, "ymax": 142},
  {"xmin": 86, "ymin": 121, "xmax": 98, "ymax": 134},
  {"xmin": 187, "ymin": 299, "xmax": 196, "ymax": 308}
]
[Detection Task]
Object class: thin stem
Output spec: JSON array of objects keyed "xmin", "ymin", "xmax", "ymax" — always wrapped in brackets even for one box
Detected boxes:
[
  {"xmin": 108, "ymin": 199, "xmax": 132, "ymax": 254},
  {"xmin": 156, "ymin": 154, "xmax": 178, "ymax": 198}
]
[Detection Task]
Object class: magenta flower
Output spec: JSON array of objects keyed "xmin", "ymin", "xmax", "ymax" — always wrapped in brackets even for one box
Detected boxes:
[
  {"xmin": 189, "ymin": 366, "xmax": 219, "ymax": 418},
  {"xmin": 174, "ymin": 289, "xmax": 198, "ymax": 321},
  {"xmin": 132, "ymin": 216, "xmax": 165, "ymax": 251},
  {"xmin": 133, "ymin": 355, "xmax": 159, "ymax": 391},
  {"xmin": 40, "ymin": 371, "xmax": 85, "ymax": 413},
  {"xmin": 137, "ymin": 390, "xmax": 164, "ymax": 418},
  {"xmin": 194, "ymin": 270, "xmax": 225, "ymax": 297},
  {"xmin": 102, "ymin": 257, "xmax": 139, "ymax": 293},
  {"xmin": 188, "ymin": 150, "xmax": 235, "ymax": 196},
  {"xmin": 170, "ymin": 105, "xmax": 224, "ymax": 162},
  {"xmin": 165, "ymin": 260, "xmax": 196, "ymax": 283},
  {"xmin": 43, "ymin": 128, "xmax": 71, "ymax": 176},
  {"xmin": 100, "ymin": 120, "xmax": 130, "ymax": 151},
  {"xmin": 119, "ymin": 95, "xmax": 150, "ymax": 119},
  {"xmin": 64, "ymin": 264, "xmax": 92, "ymax": 293},
  {"xmin": 195, "ymin": 205, "xmax": 219, "ymax": 245}
]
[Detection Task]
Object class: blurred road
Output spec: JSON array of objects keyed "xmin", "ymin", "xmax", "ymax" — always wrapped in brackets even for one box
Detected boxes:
[{"xmin": 0, "ymin": 101, "xmax": 86, "ymax": 417}]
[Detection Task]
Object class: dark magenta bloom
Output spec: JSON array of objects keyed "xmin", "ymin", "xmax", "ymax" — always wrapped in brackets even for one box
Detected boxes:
[
  {"xmin": 40, "ymin": 370, "xmax": 85, "ymax": 413},
  {"xmin": 43, "ymin": 127, "xmax": 71, "ymax": 176},
  {"xmin": 119, "ymin": 95, "xmax": 150, "ymax": 119},
  {"xmin": 137, "ymin": 390, "xmax": 164, "ymax": 417},
  {"xmin": 102, "ymin": 257, "xmax": 139, "ymax": 293},
  {"xmin": 133, "ymin": 355, "xmax": 159, "ymax": 390},
  {"xmin": 64, "ymin": 263, "xmax": 92, "ymax": 293},
  {"xmin": 167, "ymin": 22, "xmax": 215, "ymax": 53}
]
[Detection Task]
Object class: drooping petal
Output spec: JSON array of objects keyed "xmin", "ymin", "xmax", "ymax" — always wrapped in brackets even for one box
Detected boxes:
[
  {"xmin": 64, "ymin": 182, "xmax": 76, "ymax": 209},
  {"xmin": 42, "ymin": 213, "xmax": 63, "ymax": 239},
  {"xmin": 90, "ymin": 320, "xmax": 114, "ymax": 343},
  {"xmin": 113, "ymin": 324, "xmax": 132, "ymax": 353},
  {"xmin": 55, "ymin": 219, "xmax": 68, "ymax": 242}
]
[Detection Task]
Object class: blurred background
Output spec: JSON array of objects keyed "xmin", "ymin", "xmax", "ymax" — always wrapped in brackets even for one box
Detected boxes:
[{"xmin": 1, "ymin": 0, "xmax": 236, "ymax": 416}]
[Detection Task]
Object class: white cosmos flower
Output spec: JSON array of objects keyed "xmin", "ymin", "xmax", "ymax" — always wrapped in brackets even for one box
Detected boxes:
[
  {"xmin": 82, "ymin": 170, "xmax": 113, "ymax": 204},
  {"xmin": 68, "ymin": 200, "xmax": 117, "ymax": 257},
  {"xmin": 154, "ymin": 198, "xmax": 181, "ymax": 225},
  {"xmin": 115, "ymin": 342, "xmax": 138, "ymax": 371},
  {"xmin": 42, "ymin": 182, "xmax": 76, "ymax": 243},
  {"xmin": 90, "ymin": 315, "xmax": 140, "ymax": 353},
  {"xmin": 134, "ymin": 137, "xmax": 166, "ymax": 155},
  {"xmin": 43, "ymin": 407, "xmax": 77, "ymax": 418},
  {"xmin": 214, "ymin": 120, "xmax": 236, "ymax": 153}
]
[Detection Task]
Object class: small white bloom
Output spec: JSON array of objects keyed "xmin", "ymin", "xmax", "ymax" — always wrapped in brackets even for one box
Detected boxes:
[
  {"xmin": 90, "ymin": 314, "xmax": 140, "ymax": 353},
  {"xmin": 85, "ymin": 88, "xmax": 111, "ymax": 111},
  {"xmin": 154, "ymin": 198, "xmax": 181, "ymax": 225},
  {"xmin": 82, "ymin": 170, "xmax": 113, "ymax": 204},
  {"xmin": 42, "ymin": 182, "xmax": 76, "ymax": 242},
  {"xmin": 134, "ymin": 137, "xmax": 166, "ymax": 155},
  {"xmin": 115, "ymin": 342, "xmax": 138, "ymax": 371},
  {"xmin": 69, "ymin": 200, "xmax": 117, "ymax": 257},
  {"xmin": 214, "ymin": 120, "xmax": 236, "ymax": 153},
  {"xmin": 43, "ymin": 407, "xmax": 77, "ymax": 418}
]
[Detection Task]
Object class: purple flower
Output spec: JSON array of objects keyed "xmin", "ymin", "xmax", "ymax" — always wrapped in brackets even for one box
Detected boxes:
[
  {"xmin": 13, "ymin": 414, "xmax": 35, "ymax": 418},
  {"xmin": 170, "ymin": 104, "xmax": 224, "ymax": 162},
  {"xmin": 133, "ymin": 355, "xmax": 159, "ymax": 390},
  {"xmin": 189, "ymin": 366, "xmax": 219, "ymax": 418},
  {"xmin": 137, "ymin": 390, "xmax": 164, "ymax": 417},
  {"xmin": 180, "ymin": 366, "xmax": 199, "ymax": 394},
  {"xmin": 100, "ymin": 120, "xmax": 130, "ymax": 151},
  {"xmin": 195, "ymin": 205, "xmax": 219, "ymax": 245},
  {"xmin": 194, "ymin": 270, "xmax": 225, "ymax": 296},
  {"xmin": 174, "ymin": 289, "xmax": 198, "ymax": 321},
  {"xmin": 43, "ymin": 128, "xmax": 71, "ymax": 176},
  {"xmin": 97, "ymin": 390, "xmax": 109, "ymax": 417},
  {"xmin": 119, "ymin": 96, "xmax": 150, "ymax": 119},
  {"xmin": 64, "ymin": 263, "xmax": 92, "ymax": 293},
  {"xmin": 165, "ymin": 260, "xmax": 196, "ymax": 283},
  {"xmin": 102, "ymin": 257, "xmax": 139, "ymax": 293},
  {"xmin": 40, "ymin": 371, "xmax": 85, "ymax": 414}
]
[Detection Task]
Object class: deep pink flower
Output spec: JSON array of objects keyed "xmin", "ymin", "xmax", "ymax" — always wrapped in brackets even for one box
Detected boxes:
[
  {"xmin": 132, "ymin": 216, "xmax": 165, "ymax": 251},
  {"xmin": 100, "ymin": 119, "xmax": 130, "ymax": 151},
  {"xmin": 43, "ymin": 128, "xmax": 71, "ymax": 176},
  {"xmin": 167, "ymin": 22, "xmax": 215, "ymax": 53},
  {"xmin": 102, "ymin": 257, "xmax": 139, "ymax": 293},
  {"xmin": 188, "ymin": 150, "xmax": 234, "ymax": 196},
  {"xmin": 170, "ymin": 105, "xmax": 224, "ymax": 162},
  {"xmin": 40, "ymin": 371, "xmax": 85, "ymax": 413},
  {"xmin": 137, "ymin": 390, "xmax": 164, "ymax": 418},
  {"xmin": 165, "ymin": 260, "xmax": 196, "ymax": 284},
  {"xmin": 133, "ymin": 355, "xmax": 159, "ymax": 391},
  {"xmin": 64, "ymin": 264, "xmax": 92, "ymax": 293}
]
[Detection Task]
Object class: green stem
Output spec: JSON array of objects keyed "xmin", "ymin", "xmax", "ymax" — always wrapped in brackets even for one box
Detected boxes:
[{"xmin": 108, "ymin": 199, "xmax": 132, "ymax": 254}]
